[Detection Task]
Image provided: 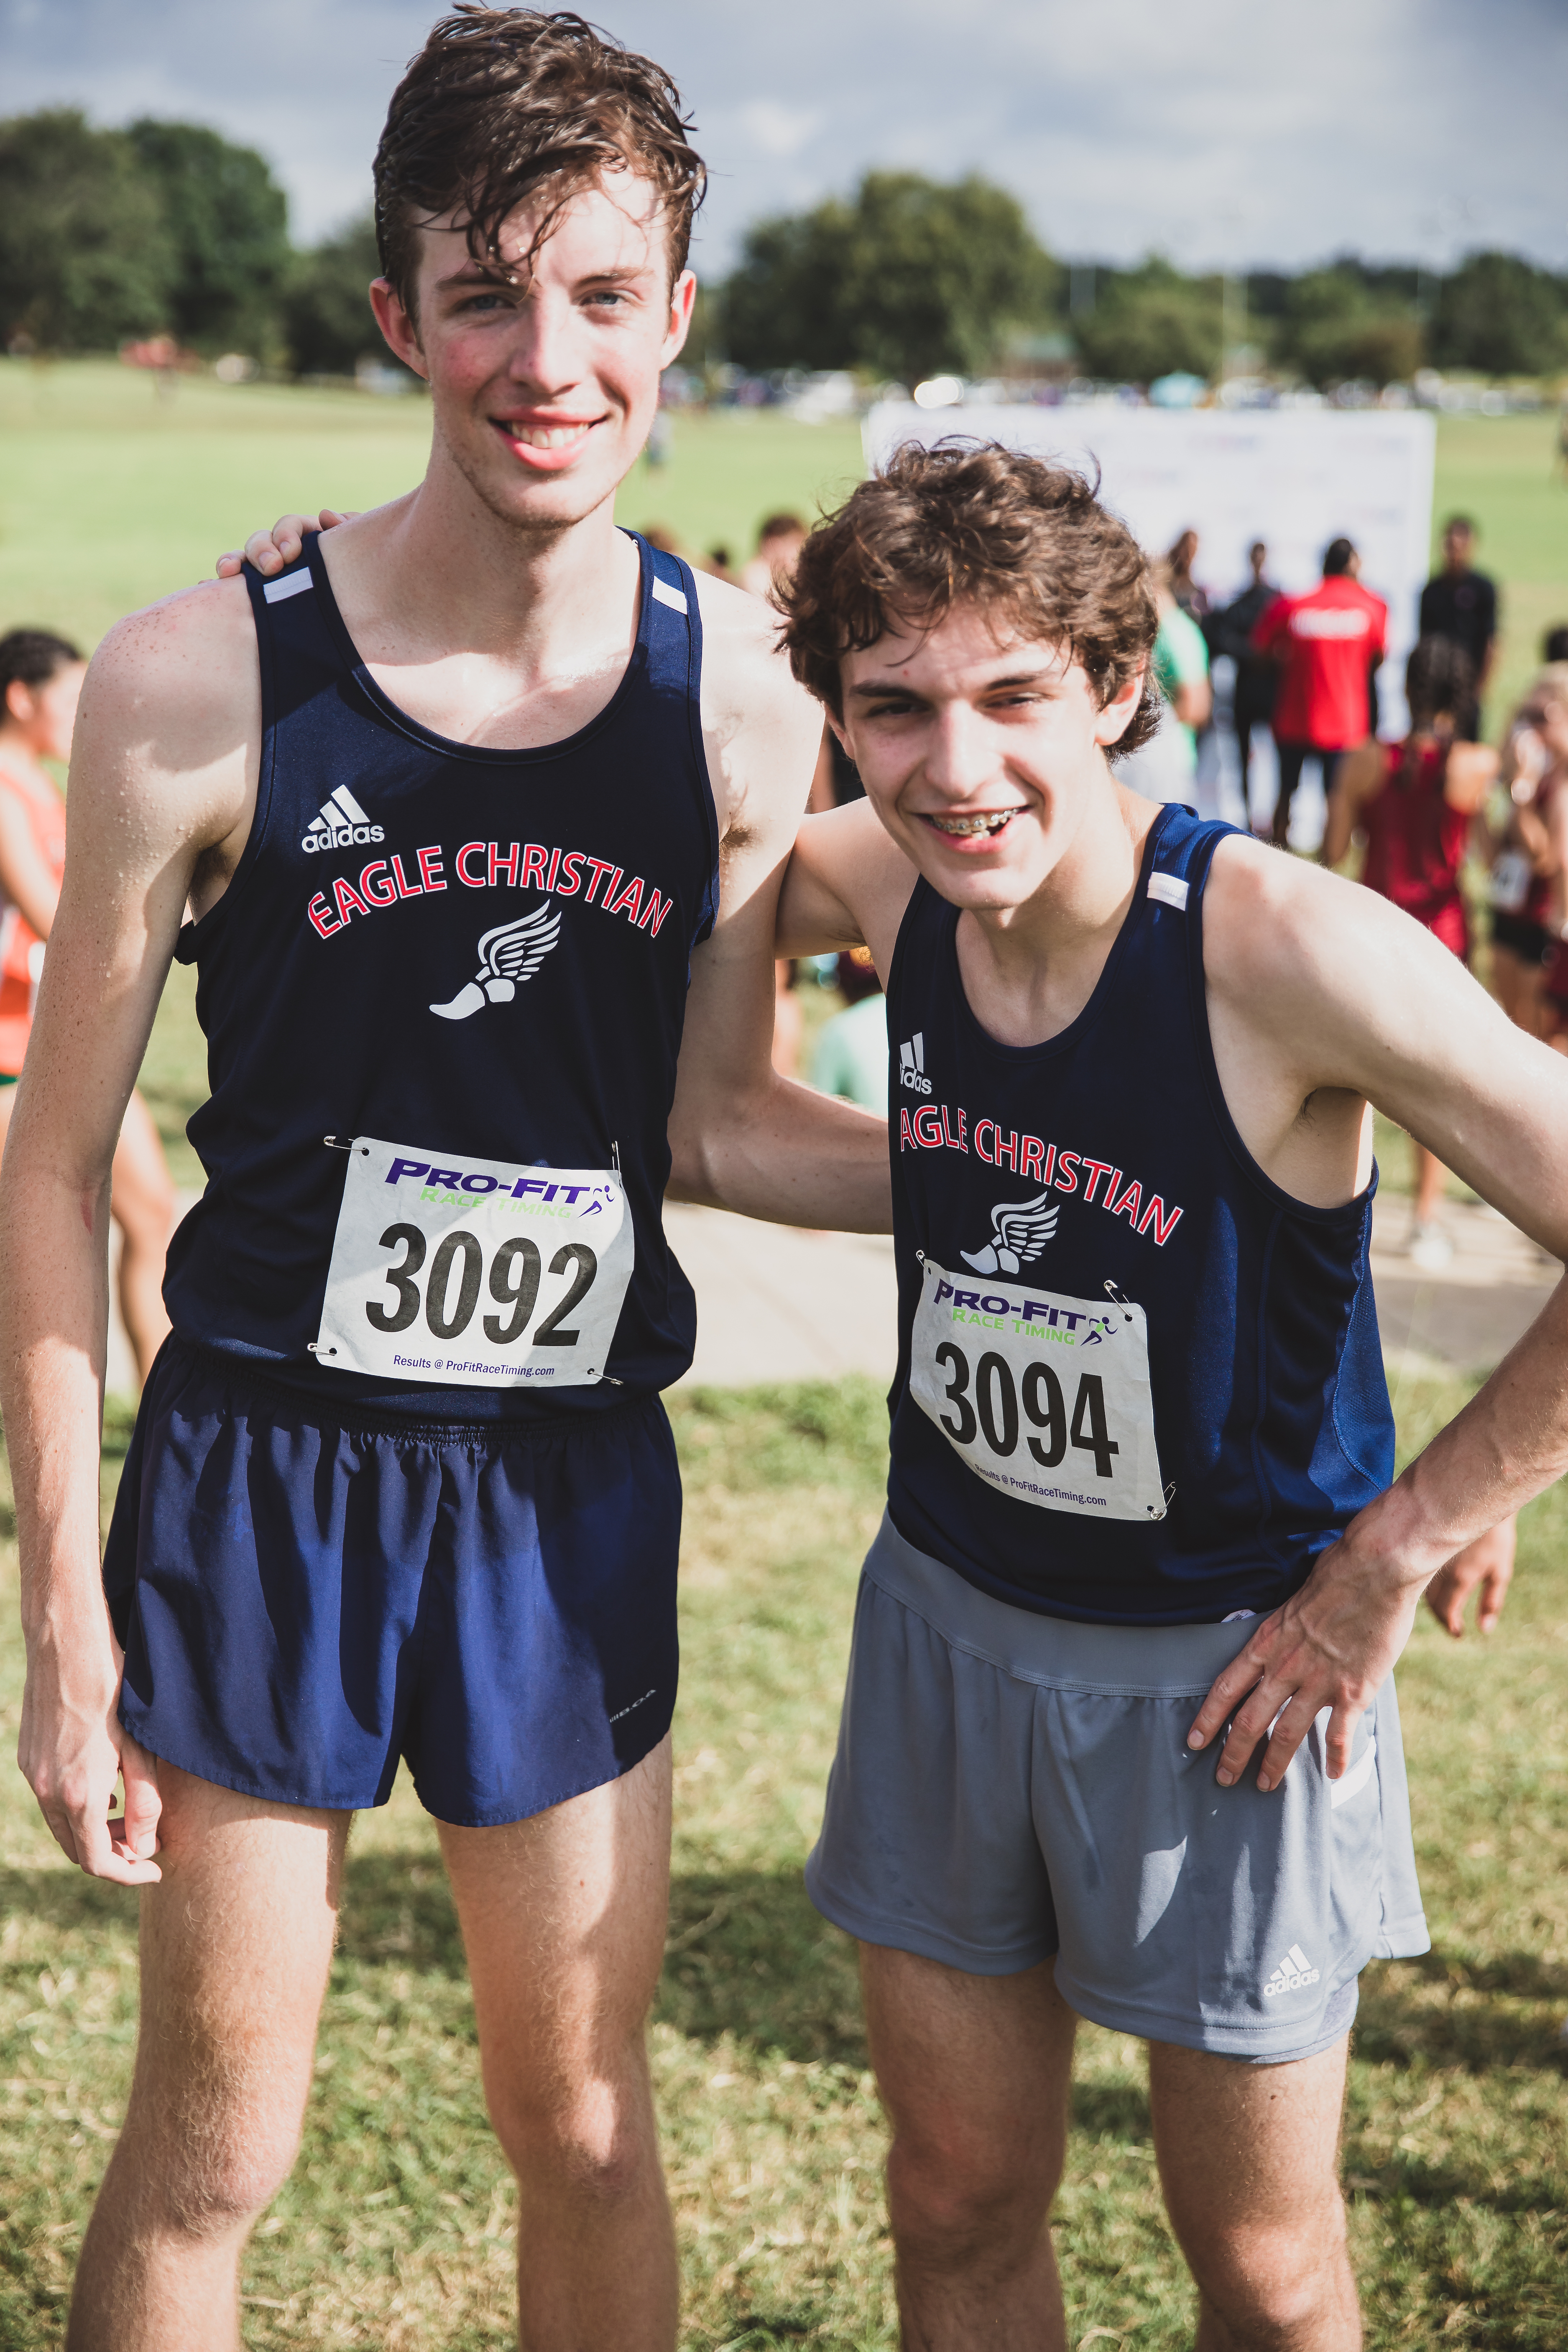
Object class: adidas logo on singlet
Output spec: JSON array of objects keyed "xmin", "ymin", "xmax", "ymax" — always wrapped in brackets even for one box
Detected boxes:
[
  {"xmin": 301, "ymin": 787, "xmax": 386, "ymax": 854},
  {"xmin": 899, "ymin": 1032, "xmax": 932, "ymax": 1094},
  {"xmin": 1262, "ymin": 1943, "xmax": 1320, "ymax": 1998}
]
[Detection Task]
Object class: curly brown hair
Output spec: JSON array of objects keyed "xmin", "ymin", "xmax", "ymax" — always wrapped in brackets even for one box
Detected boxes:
[
  {"xmin": 774, "ymin": 441, "xmax": 1162, "ymax": 756},
  {"xmin": 373, "ymin": 6, "xmax": 706, "ymax": 319}
]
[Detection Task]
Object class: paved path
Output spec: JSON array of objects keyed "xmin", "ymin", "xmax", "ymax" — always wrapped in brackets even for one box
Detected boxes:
[
  {"xmin": 104, "ymin": 1189, "xmax": 1557, "ymax": 1401},
  {"xmin": 668, "ymin": 1190, "xmax": 1556, "ymax": 1392}
]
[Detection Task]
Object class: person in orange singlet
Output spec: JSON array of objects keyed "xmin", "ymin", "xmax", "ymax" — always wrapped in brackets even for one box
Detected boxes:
[
  {"xmin": 1323, "ymin": 633, "xmax": 1514, "ymax": 1640},
  {"xmin": 0, "ymin": 631, "xmax": 175, "ymax": 1384}
]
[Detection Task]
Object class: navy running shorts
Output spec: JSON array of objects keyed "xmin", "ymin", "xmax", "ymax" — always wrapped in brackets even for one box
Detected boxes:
[
  {"xmin": 806, "ymin": 1512, "xmax": 1430, "ymax": 2065},
  {"xmin": 102, "ymin": 1340, "xmax": 681, "ymax": 1826}
]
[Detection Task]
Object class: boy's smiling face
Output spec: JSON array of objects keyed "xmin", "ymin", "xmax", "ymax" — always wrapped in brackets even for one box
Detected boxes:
[{"xmin": 837, "ymin": 601, "xmax": 1146, "ymax": 914}]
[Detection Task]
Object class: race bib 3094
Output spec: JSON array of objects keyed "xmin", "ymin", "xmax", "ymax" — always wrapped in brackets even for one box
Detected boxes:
[
  {"xmin": 313, "ymin": 1136, "xmax": 633, "ymax": 1389},
  {"xmin": 909, "ymin": 1256, "xmax": 1167, "ymax": 1521}
]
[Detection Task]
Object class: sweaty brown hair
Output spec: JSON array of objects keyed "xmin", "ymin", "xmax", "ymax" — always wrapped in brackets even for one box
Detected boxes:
[
  {"xmin": 373, "ymin": 5, "xmax": 706, "ymax": 318},
  {"xmin": 775, "ymin": 442, "xmax": 1162, "ymax": 755}
]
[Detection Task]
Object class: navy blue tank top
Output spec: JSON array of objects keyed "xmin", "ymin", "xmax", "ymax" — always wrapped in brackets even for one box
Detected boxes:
[
  {"xmin": 163, "ymin": 531, "xmax": 719, "ymax": 1422},
  {"xmin": 884, "ymin": 804, "xmax": 1393, "ymax": 1622}
]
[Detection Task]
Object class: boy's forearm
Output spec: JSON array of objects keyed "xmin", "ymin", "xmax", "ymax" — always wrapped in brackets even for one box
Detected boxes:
[
  {"xmin": 2, "ymin": 1177, "xmax": 114, "ymax": 1643},
  {"xmin": 669, "ymin": 1075, "xmax": 891, "ymax": 1232},
  {"xmin": 1338, "ymin": 1277, "xmax": 1568, "ymax": 1597}
]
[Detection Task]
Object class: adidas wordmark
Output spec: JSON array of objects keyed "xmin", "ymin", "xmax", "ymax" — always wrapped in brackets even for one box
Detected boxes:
[
  {"xmin": 1263, "ymin": 1942, "xmax": 1320, "ymax": 1998},
  {"xmin": 302, "ymin": 787, "xmax": 384, "ymax": 853}
]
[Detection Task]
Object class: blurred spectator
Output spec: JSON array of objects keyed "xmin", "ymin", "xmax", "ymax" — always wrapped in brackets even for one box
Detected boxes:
[
  {"xmin": 1253, "ymin": 537, "xmax": 1387, "ymax": 848},
  {"xmin": 1419, "ymin": 517, "xmax": 1496, "ymax": 740},
  {"xmin": 1205, "ymin": 541, "xmax": 1279, "ymax": 833},
  {"xmin": 1166, "ymin": 528, "xmax": 1210, "ymax": 623},
  {"xmin": 742, "ymin": 513, "xmax": 807, "ymax": 600},
  {"xmin": 1490, "ymin": 668, "xmax": 1568, "ymax": 1037},
  {"xmin": 0, "ymin": 628, "xmax": 175, "ymax": 1384},
  {"xmin": 644, "ymin": 408, "xmax": 674, "ymax": 467},
  {"xmin": 810, "ymin": 949, "xmax": 887, "ymax": 1110},
  {"xmin": 1119, "ymin": 564, "xmax": 1210, "ymax": 804},
  {"xmin": 1322, "ymin": 636, "xmax": 1494, "ymax": 1265},
  {"xmin": 705, "ymin": 545, "xmax": 738, "ymax": 585},
  {"xmin": 1542, "ymin": 624, "xmax": 1568, "ymax": 664},
  {"xmin": 640, "ymin": 522, "xmax": 687, "ymax": 558}
]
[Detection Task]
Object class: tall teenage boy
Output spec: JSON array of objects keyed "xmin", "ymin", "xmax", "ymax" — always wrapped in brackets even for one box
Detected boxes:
[{"xmin": 0, "ymin": 14, "xmax": 883, "ymax": 2349}]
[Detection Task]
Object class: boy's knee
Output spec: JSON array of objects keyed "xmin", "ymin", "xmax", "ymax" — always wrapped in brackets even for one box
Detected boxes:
[
  {"xmin": 886, "ymin": 2115, "xmax": 1060, "ymax": 2265},
  {"xmin": 1194, "ymin": 2204, "xmax": 1352, "ymax": 2343},
  {"xmin": 148, "ymin": 2115, "xmax": 304, "ymax": 2242},
  {"xmin": 490, "ymin": 2067, "xmax": 655, "ymax": 2208}
]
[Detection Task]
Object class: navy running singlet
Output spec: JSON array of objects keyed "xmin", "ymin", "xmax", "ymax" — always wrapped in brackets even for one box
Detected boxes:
[
  {"xmin": 884, "ymin": 804, "xmax": 1394, "ymax": 1623},
  {"xmin": 162, "ymin": 531, "xmax": 719, "ymax": 1422}
]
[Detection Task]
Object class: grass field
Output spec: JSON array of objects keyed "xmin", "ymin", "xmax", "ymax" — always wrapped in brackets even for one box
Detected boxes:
[
  {"xmin": 4, "ymin": 1376, "xmax": 1568, "ymax": 2348},
  {"xmin": 3, "ymin": 365, "xmax": 1568, "ymax": 2343}
]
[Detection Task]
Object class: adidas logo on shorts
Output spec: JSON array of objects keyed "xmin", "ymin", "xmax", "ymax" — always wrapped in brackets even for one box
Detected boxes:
[
  {"xmin": 1263, "ymin": 1942, "xmax": 1320, "ymax": 1998},
  {"xmin": 302, "ymin": 787, "xmax": 385, "ymax": 853}
]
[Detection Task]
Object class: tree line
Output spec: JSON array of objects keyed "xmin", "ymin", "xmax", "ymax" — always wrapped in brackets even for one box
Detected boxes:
[
  {"xmin": 0, "ymin": 110, "xmax": 384, "ymax": 375},
  {"xmin": 3, "ymin": 109, "xmax": 1565, "ymax": 391},
  {"xmin": 720, "ymin": 173, "xmax": 1568, "ymax": 388}
]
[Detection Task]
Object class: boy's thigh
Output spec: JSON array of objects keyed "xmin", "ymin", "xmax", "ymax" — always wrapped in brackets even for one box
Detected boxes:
[
  {"xmin": 132, "ymin": 1762, "xmax": 348, "ymax": 2130},
  {"xmin": 861, "ymin": 1943, "xmax": 1077, "ymax": 2185},
  {"xmin": 1147, "ymin": 2035, "xmax": 1352, "ymax": 2263},
  {"xmin": 438, "ymin": 1734, "xmax": 674, "ymax": 2089}
]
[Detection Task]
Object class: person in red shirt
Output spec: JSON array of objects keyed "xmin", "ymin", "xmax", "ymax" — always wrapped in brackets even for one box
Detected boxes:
[{"xmin": 1254, "ymin": 536, "xmax": 1389, "ymax": 847}]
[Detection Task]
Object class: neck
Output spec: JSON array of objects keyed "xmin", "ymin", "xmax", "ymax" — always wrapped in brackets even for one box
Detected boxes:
[
  {"xmin": 322, "ymin": 431, "xmax": 639, "ymax": 678},
  {"xmin": 953, "ymin": 773, "xmax": 1155, "ymax": 1042},
  {"xmin": 0, "ymin": 731, "xmax": 47, "ymax": 783}
]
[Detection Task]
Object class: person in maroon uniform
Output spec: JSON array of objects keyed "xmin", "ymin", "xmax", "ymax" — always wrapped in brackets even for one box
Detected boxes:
[
  {"xmin": 1323, "ymin": 636, "xmax": 1513, "ymax": 1635},
  {"xmin": 1254, "ymin": 536, "xmax": 1389, "ymax": 848},
  {"xmin": 1324, "ymin": 636, "xmax": 1493, "ymax": 1253}
]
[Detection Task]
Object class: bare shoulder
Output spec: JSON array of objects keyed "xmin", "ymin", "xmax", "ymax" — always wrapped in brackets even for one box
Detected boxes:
[
  {"xmin": 690, "ymin": 570, "xmax": 822, "ymax": 833},
  {"xmin": 1201, "ymin": 830, "xmax": 1510, "ymax": 1100},
  {"xmin": 87, "ymin": 575, "xmax": 258, "ymax": 738},
  {"xmin": 74, "ymin": 576, "xmax": 259, "ymax": 850},
  {"xmin": 1202, "ymin": 833, "xmax": 1403, "ymax": 1002}
]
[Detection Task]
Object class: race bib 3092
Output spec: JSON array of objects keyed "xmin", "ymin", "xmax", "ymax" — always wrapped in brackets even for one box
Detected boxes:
[
  {"xmin": 313, "ymin": 1136, "xmax": 633, "ymax": 1389},
  {"xmin": 909, "ymin": 1256, "xmax": 1167, "ymax": 1521}
]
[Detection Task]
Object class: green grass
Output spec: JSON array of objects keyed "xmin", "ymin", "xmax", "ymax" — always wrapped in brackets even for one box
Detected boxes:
[
  {"xmin": 0, "ymin": 359, "xmax": 864, "ymax": 657},
  {"xmin": 3, "ymin": 1375, "xmax": 1568, "ymax": 2347}
]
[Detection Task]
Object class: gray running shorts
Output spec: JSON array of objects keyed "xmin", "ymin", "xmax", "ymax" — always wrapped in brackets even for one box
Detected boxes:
[{"xmin": 804, "ymin": 1512, "xmax": 1430, "ymax": 2064}]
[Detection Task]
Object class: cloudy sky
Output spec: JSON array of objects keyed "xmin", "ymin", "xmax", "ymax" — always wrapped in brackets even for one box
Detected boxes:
[{"xmin": 5, "ymin": 0, "xmax": 1566, "ymax": 275}]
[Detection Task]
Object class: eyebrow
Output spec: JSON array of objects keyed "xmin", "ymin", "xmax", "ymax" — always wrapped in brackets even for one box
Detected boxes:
[
  {"xmin": 432, "ymin": 260, "xmax": 652, "ymax": 294},
  {"xmin": 849, "ymin": 667, "xmax": 1056, "ymax": 700}
]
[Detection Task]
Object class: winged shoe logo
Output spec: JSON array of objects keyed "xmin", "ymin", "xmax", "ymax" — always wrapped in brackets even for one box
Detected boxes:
[
  {"xmin": 960, "ymin": 1192, "xmax": 1060, "ymax": 1277},
  {"xmin": 429, "ymin": 901, "xmax": 562, "ymax": 1020}
]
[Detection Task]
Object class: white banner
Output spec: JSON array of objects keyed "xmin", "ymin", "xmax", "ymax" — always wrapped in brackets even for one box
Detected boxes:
[{"xmin": 862, "ymin": 404, "xmax": 1436, "ymax": 732}]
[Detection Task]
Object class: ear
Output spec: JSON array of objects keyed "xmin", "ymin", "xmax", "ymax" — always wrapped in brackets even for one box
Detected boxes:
[
  {"xmin": 3, "ymin": 680, "xmax": 33, "ymax": 727},
  {"xmin": 370, "ymin": 278, "xmax": 427, "ymax": 381},
  {"xmin": 1094, "ymin": 665, "xmax": 1147, "ymax": 749},
  {"xmin": 660, "ymin": 268, "xmax": 697, "ymax": 369}
]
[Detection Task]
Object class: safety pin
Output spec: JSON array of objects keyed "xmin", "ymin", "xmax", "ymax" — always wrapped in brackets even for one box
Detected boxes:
[{"xmin": 323, "ymin": 1136, "xmax": 369, "ymax": 1156}]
